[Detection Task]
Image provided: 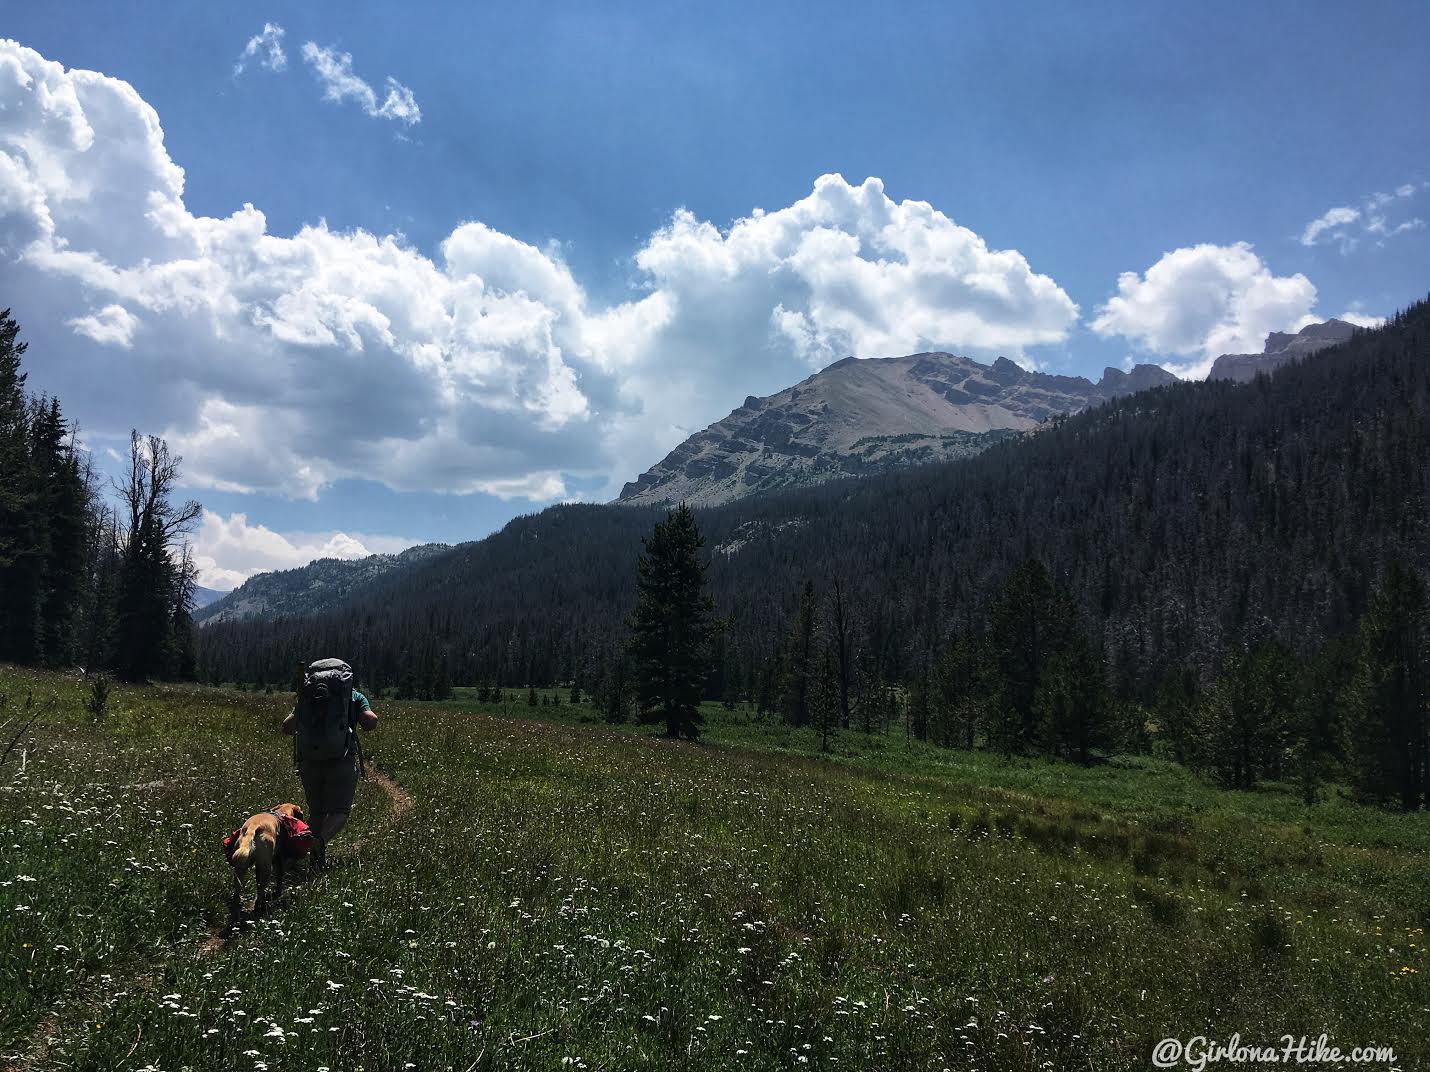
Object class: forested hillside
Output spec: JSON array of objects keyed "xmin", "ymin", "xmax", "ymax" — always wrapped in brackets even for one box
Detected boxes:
[
  {"xmin": 0, "ymin": 310, "xmax": 199, "ymax": 681},
  {"xmin": 195, "ymin": 544, "xmax": 449, "ymax": 624},
  {"xmin": 197, "ymin": 297, "xmax": 1428, "ymax": 708}
]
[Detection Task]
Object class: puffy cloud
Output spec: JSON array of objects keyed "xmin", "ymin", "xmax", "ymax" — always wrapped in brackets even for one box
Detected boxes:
[
  {"xmin": 625, "ymin": 176, "xmax": 1077, "ymax": 368},
  {"xmin": 191, "ymin": 510, "xmax": 416, "ymax": 590},
  {"xmin": 588, "ymin": 174, "xmax": 1079, "ymax": 478},
  {"xmin": 0, "ymin": 40, "xmax": 591, "ymax": 498},
  {"xmin": 1091, "ymin": 242, "xmax": 1319, "ymax": 379},
  {"xmin": 67, "ymin": 303, "xmax": 138, "ymax": 348},
  {"xmin": 1301, "ymin": 182, "xmax": 1426, "ymax": 250},
  {"xmin": 235, "ymin": 23, "xmax": 287, "ymax": 76},
  {"xmin": 0, "ymin": 41, "xmax": 1079, "ymax": 504},
  {"xmin": 300, "ymin": 42, "xmax": 421, "ymax": 125}
]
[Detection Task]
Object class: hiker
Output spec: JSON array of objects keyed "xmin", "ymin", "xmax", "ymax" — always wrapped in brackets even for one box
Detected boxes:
[{"xmin": 282, "ymin": 658, "xmax": 378, "ymax": 869}]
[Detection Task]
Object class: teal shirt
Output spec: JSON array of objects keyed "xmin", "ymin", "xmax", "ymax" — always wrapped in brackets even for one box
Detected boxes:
[{"xmin": 290, "ymin": 689, "xmax": 371, "ymax": 719}]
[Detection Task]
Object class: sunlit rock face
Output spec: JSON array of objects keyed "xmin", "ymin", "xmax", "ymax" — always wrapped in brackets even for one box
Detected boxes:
[
  {"xmin": 616, "ymin": 352, "xmax": 1175, "ymax": 507},
  {"xmin": 1207, "ymin": 319, "xmax": 1357, "ymax": 383}
]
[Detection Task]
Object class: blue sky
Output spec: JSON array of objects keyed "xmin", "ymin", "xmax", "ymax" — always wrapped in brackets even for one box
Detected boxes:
[{"xmin": 3, "ymin": 2, "xmax": 1428, "ymax": 587}]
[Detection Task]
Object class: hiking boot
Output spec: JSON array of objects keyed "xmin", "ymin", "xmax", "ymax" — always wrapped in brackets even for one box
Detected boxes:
[{"xmin": 310, "ymin": 841, "xmax": 327, "ymax": 872}]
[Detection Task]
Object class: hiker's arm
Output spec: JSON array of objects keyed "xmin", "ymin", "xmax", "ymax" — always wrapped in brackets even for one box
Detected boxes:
[
  {"xmin": 354, "ymin": 692, "xmax": 378, "ymax": 732},
  {"xmin": 282, "ymin": 710, "xmax": 297, "ymax": 735}
]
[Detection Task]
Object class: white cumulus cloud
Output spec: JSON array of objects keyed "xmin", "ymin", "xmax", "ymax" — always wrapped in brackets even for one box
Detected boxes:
[
  {"xmin": 588, "ymin": 174, "xmax": 1080, "ymax": 478},
  {"xmin": 66, "ymin": 303, "xmax": 138, "ymax": 348},
  {"xmin": 192, "ymin": 510, "xmax": 417, "ymax": 590},
  {"xmin": 235, "ymin": 23, "xmax": 287, "ymax": 76},
  {"xmin": 1091, "ymin": 242, "xmax": 1319, "ymax": 379},
  {"xmin": 0, "ymin": 41, "xmax": 1080, "ymax": 505},
  {"xmin": 300, "ymin": 42, "xmax": 421, "ymax": 125}
]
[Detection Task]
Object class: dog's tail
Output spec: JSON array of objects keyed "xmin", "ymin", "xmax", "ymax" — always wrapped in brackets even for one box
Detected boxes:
[{"xmin": 229, "ymin": 826, "xmax": 258, "ymax": 867}]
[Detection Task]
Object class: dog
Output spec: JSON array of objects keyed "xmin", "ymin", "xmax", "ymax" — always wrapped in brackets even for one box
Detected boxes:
[{"xmin": 226, "ymin": 802, "xmax": 306, "ymax": 916}]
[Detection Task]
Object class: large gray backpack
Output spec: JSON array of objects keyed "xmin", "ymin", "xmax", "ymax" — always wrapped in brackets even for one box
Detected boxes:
[{"xmin": 295, "ymin": 658, "xmax": 355, "ymax": 763}]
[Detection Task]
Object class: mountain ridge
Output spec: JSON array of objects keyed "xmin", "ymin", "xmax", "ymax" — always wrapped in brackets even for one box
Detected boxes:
[
  {"xmin": 615, "ymin": 350, "xmax": 1177, "ymax": 507},
  {"xmin": 195, "ymin": 298, "xmax": 1429, "ymax": 693},
  {"xmin": 195, "ymin": 543, "xmax": 452, "ymax": 626},
  {"xmin": 1207, "ymin": 318, "xmax": 1358, "ymax": 382}
]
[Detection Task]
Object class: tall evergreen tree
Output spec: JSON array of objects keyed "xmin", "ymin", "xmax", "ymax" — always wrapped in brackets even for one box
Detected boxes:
[
  {"xmin": 932, "ymin": 629, "xmax": 986, "ymax": 749},
  {"xmin": 987, "ymin": 559, "xmax": 1073, "ymax": 754},
  {"xmin": 1034, "ymin": 632, "xmax": 1107, "ymax": 764},
  {"xmin": 825, "ymin": 575, "xmax": 860, "ymax": 731},
  {"xmin": 601, "ymin": 651, "xmax": 631, "ymax": 724},
  {"xmin": 810, "ymin": 644, "xmax": 839, "ymax": 753},
  {"xmin": 31, "ymin": 398, "xmax": 90, "ymax": 666},
  {"xmin": 778, "ymin": 581, "xmax": 818, "ymax": 727},
  {"xmin": 629, "ymin": 503, "xmax": 715, "ymax": 740},
  {"xmin": 1193, "ymin": 640, "xmax": 1296, "ymax": 789},
  {"xmin": 1350, "ymin": 564, "xmax": 1428, "ymax": 809},
  {"xmin": 0, "ymin": 310, "xmax": 38, "ymax": 663}
]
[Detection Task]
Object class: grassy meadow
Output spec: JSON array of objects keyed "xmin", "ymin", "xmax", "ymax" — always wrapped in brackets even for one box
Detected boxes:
[{"xmin": 1, "ymin": 669, "xmax": 1427, "ymax": 1071}]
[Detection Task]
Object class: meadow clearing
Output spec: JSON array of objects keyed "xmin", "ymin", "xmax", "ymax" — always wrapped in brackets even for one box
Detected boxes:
[{"xmin": 1, "ymin": 669, "xmax": 1427, "ymax": 1071}]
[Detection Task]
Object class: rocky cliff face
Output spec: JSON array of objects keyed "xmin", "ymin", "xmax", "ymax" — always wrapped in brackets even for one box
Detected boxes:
[
  {"xmin": 1207, "ymin": 318, "xmax": 1357, "ymax": 383},
  {"xmin": 616, "ymin": 352, "xmax": 1176, "ymax": 507}
]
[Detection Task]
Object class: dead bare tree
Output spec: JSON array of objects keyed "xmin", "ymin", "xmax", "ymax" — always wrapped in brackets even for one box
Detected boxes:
[{"xmin": 112, "ymin": 431, "xmax": 201, "ymax": 681}]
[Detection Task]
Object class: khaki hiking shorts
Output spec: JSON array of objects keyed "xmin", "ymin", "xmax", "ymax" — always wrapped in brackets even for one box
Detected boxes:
[{"xmin": 298, "ymin": 756, "xmax": 359, "ymax": 820}]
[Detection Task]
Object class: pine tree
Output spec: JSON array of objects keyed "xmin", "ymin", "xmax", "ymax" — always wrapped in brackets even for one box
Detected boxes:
[
  {"xmin": 602, "ymin": 653, "xmax": 630, "ymax": 724},
  {"xmin": 629, "ymin": 504, "xmax": 715, "ymax": 740},
  {"xmin": 432, "ymin": 655, "xmax": 452, "ymax": 701},
  {"xmin": 79, "ymin": 506, "xmax": 119, "ymax": 672},
  {"xmin": 810, "ymin": 644, "xmax": 838, "ymax": 753},
  {"xmin": 1193, "ymin": 641, "xmax": 1296, "ymax": 789},
  {"xmin": 34, "ymin": 398, "xmax": 91, "ymax": 667},
  {"xmin": 0, "ymin": 311, "xmax": 38, "ymax": 663},
  {"xmin": 1350, "ymin": 564, "xmax": 1428, "ymax": 809},
  {"xmin": 932, "ymin": 629, "xmax": 985, "ymax": 749},
  {"xmin": 907, "ymin": 663, "xmax": 932, "ymax": 744},
  {"xmin": 778, "ymin": 581, "xmax": 817, "ymax": 727},
  {"xmin": 1034, "ymin": 632, "xmax": 1107, "ymax": 765},
  {"xmin": 1288, "ymin": 638, "xmax": 1356, "ymax": 804},
  {"xmin": 825, "ymin": 576, "xmax": 859, "ymax": 730},
  {"xmin": 987, "ymin": 559, "xmax": 1071, "ymax": 754}
]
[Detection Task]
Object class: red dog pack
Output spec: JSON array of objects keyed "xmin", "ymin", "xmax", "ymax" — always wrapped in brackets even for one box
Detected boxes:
[{"xmin": 222, "ymin": 811, "xmax": 315, "ymax": 860}]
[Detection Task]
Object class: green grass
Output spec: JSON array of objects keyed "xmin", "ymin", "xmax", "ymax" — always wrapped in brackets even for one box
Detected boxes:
[{"xmin": 2, "ymin": 669, "xmax": 1427, "ymax": 1071}]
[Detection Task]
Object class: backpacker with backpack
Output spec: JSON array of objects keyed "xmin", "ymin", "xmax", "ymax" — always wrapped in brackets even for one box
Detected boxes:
[{"xmin": 294, "ymin": 658, "xmax": 357, "ymax": 764}]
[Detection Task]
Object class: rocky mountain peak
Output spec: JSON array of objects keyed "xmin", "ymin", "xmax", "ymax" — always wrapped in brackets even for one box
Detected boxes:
[
  {"xmin": 615, "ymin": 350, "xmax": 1177, "ymax": 508},
  {"xmin": 1210, "ymin": 318, "xmax": 1359, "ymax": 383}
]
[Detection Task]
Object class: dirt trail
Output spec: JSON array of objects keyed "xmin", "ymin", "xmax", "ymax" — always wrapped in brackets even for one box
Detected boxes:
[{"xmin": 348, "ymin": 764, "xmax": 414, "ymax": 848}]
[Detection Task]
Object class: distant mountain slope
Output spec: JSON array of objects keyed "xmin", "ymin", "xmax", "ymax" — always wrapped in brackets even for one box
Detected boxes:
[
  {"xmin": 195, "ymin": 544, "xmax": 451, "ymax": 625},
  {"xmin": 1207, "ymin": 318, "xmax": 1358, "ymax": 382},
  {"xmin": 196, "ymin": 296, "xmax": 1430, "ymax": 694},
  {"xmin": 616, "ymin": 352, "xmax": 1175, "ymax": 506},
  {"xmin": 191, "ymin": 585, "xmax": 228, "ymax": 610}
]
